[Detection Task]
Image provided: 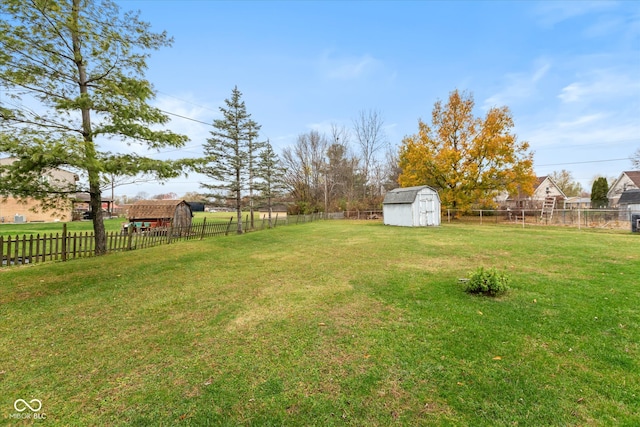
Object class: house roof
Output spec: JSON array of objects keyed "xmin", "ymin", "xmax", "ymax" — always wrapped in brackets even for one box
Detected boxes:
[
  {"xmin": 565, "ymin": 197, "xmax": 591, "ymax": 204},
  {"xmin": 1, "ymin": 156, "xmax": 79, "ymax": 183},
  {"xmin": 383, "ymin": 185, "xmax": 437, "ymax": 204},
  {"xmin": 619, "ymin": 189, "xmax": 640, "ymax": 205},
  {"xmin": 128, "ymin": 199, "xmax": 190, "ymax": 220},
  {"xmin": 608, "ymin": 171, "xmax": 640, "ymax": 198},
  {"xmin": 624, "ymin": 171, "xmax": 640, "ymax": 186},
  {"xmin": 509, "ymin": 176, "xmax": 567, "ymax": 200}
]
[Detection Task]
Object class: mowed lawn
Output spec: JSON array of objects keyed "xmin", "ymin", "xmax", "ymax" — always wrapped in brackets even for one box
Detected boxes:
[{"xmin": 0, "ymin": 221, "xmax": 638, "ymax": 426}]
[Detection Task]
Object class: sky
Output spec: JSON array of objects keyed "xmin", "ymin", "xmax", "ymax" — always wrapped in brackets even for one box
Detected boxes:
[{"xmin": 112, "ymin": 0, "xmax": 640, "ymax": 198}]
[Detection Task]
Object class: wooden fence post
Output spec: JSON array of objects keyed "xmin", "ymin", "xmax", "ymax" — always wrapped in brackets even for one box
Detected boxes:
[
  {"xmin": 62, "ymin": 223, "xmax": 67, "ymax": 262},
  {"xmin": 200, "ymin": 217, "xmax": 207, "ymax": 240},
  {"xmin": 127, "ymin": 222, "xmax": 134, "ymax": 250},
  {"xmin": 225, "ymin": 217, "xmax": 233, "ymax": 236},
  {"xmin": 28, "ymin": 235, "xmax": 34, "ymax": 264}
]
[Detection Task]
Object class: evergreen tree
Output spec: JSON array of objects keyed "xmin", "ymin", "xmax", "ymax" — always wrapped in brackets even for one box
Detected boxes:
[
  {"xmin": 591, "ymin": 177, "xmax": 609, "ymax": 208},
  {"xmin": 200, "ymin": 86, "xmax": 257, "ymax": 234},
  {"xmin": 255, "ymin": 141, "xmax": 286, "ymax": 227},
  {"xmin": 0, "ymin": 0, "xmax": 193, "ymax": 255},
  {"xmin": 246, "ymin": 120, "xmax": 265, "ymax": 229}
]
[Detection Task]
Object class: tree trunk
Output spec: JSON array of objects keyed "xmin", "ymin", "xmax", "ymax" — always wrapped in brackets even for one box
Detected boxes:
[
  {"xmin": 235, "ymin": 182, "xmax": 243, "ymax": 234},
  {"xmin": 91, "ymin": 184, "xmax": 107, "ymax": 255},
  {"xmin": 73, "ymin": 0, "xmax": 106, "ymax": 254}
]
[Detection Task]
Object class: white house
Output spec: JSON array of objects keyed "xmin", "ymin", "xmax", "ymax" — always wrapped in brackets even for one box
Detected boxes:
[
  {"xmin": 497, "ymin": 176, "xmax": 567, "ymax": 209},
  {"xmin": 608, "ymin": 171, "xmax": 640, "ymax": 208},
  {"xmin": 383, "ymin": 186, "xmax": 441, "ymax": 227}
]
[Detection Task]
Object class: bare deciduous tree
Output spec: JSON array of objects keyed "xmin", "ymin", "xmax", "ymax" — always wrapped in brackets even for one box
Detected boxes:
[
  {"xmin": 281, "ymin": 130, "xmax": 328, "ymax": 213},
  {"xmin": 632, "ymin": 148, "xmax": 640, "ymax": 169},
  {"xmin": 352, "ymin": 109, "xmax": 388, "ymax": 202}
]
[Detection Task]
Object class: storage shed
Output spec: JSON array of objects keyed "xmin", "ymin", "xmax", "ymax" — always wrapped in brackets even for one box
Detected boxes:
[
  {"xmin": 127, "ymin": 199, "xmax": 193, "ymax": 231},
  {"xmin": 383, "ymin": 186, "xmax": 441, "ymax": 227}
]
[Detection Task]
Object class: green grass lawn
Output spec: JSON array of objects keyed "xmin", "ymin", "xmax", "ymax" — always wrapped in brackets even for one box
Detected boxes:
[
  {"xmin": 0, "ymin": 218, "xmax": 124, "ymax": 237},
  {"xmin": 1, "ymin": 222, "xmax": 638, "ymax": 426}
]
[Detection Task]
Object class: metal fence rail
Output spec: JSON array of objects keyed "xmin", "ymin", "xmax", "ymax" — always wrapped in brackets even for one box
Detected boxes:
[{"xmin": 442, "ymin": 208, "xmax": 634, "ymax": 229}]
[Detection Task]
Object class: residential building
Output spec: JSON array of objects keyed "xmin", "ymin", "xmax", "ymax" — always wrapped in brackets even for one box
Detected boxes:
[{"xmin": 607, "ymin": 171, "xmax": 640, "ymax": 207}]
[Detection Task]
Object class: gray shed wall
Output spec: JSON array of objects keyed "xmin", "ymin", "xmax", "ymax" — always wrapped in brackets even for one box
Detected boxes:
[{"xmin": 383, "ymin": 187, "xmax": 440, "ymax": 227}]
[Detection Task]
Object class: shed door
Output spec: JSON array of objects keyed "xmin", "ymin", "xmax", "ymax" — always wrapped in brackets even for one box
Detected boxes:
[{"xmin": 419, "ymin": 193, "xmax": 435, "ymax": 226}]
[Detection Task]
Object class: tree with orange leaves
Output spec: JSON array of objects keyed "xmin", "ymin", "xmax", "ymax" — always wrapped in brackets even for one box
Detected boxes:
[{"xmin": 398, "ymin": 89, "xmax": 535, "ymax": 211}]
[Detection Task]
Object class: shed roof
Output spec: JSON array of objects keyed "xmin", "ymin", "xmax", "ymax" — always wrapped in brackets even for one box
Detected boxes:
[
  {"xmin": 383, "ymin": 185, "xmax": 436, "ymax": 204},
  {"xmin": 619, "ymin": 189, "xmax": 640, "ymax": 205},
  {"xmin": 128, "ymin": 199, "xmax": 190, "ymax": 220}
]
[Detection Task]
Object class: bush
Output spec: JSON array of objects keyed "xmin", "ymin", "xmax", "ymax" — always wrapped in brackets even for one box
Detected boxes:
[{"xmin": 465, "ymin": 267, "xmax": 510, "ymax": 296}]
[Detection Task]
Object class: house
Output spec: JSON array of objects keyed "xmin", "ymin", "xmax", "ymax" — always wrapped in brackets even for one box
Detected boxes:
[
  {"xmin": 564, "ymin": 197, "xmax": 591, "ymax": 209},
  {"xmin": 383, "ymin": 185, "xmax": 441, "ymax": 227},
  {"xmin": 617, "ymin": 189, "xmax": 640, "ymax": 220},
  {"xmin": 258, "ymin": 204, "xmax": 288, "ymax": 219},
  {"xmin": 0, "ymin": 157, "xmax": 79, "ymax": 223},
  {"xmin": 607, "ymin": 171, "xmax": 640, "ymax": 208},
  {"xmin": 499, "ymin": 176, "xmax": 567, "ymax": 210},
  {"xmin": 127, "ymin": 199, "xmax": 193, "ymax": 232}
]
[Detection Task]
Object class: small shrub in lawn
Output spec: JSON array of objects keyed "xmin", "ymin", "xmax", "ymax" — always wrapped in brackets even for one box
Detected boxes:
[{"xmin": 465, "ymin": 267, "xmax": 510, "ymax": 296}]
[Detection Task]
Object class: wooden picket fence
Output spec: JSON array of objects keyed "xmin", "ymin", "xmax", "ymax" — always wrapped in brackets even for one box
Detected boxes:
[
  {"xmin": 0, "ymin": 217, "xmax": 237, "ymax": 267},
  {"xmin": 1, "ymin": 213, "xmax": 320, "ymax": 267}
]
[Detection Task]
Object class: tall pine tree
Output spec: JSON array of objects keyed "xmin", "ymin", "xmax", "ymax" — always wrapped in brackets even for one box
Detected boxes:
[
  {"xmin": 255, "ymin": 140, "xmax": 286, "ymax": 228},
  {"xmin": 200, "ymin": 86, "xmax": 258, "ymax": 234},
  {"xmin": 246, "ymin": 120, "xmax": 265, "ymax": 229}
]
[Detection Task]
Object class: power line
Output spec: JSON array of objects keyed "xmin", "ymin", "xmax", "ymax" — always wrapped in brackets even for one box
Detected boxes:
[
  {"xmin": 533, "ymin": 138, "xmax": 639, "ymax": 150},
  {"xmin": 160, "ymin": 109, "xmax": 212, "ymax": 127},
  {"xmin": 537, "ymin": 158, "xmax": 629, "ymax": 167}
]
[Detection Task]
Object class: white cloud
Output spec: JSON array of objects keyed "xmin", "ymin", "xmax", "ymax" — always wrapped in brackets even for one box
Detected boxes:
[
  {"xmin": 583, "ymin": 16, "xmax": 624, "ymax": 38},
  {"xmin": 558, "ymin": 69, "xmax": 640, "ymax": 103},
  {"xmin": 557, "ymin": 113, "xmax": 607, "ymax": 128},
  {"xmin": 483, "ymin": 61, "xmax": 551, "ymax": 109},
  {"xmin": 558, "ymin": 82, "xmax": 586, "ymax": 103},
  {"xmin": 532, "ymin": 1, "xmax": 618, "ymax": 28},
  {"xmin": 524, "ymin": 112, "xmax": 639, "ymax": 151},
  {"xmin": 318, "ymin": 50, "xmax": 380, "ymax": 80}
]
